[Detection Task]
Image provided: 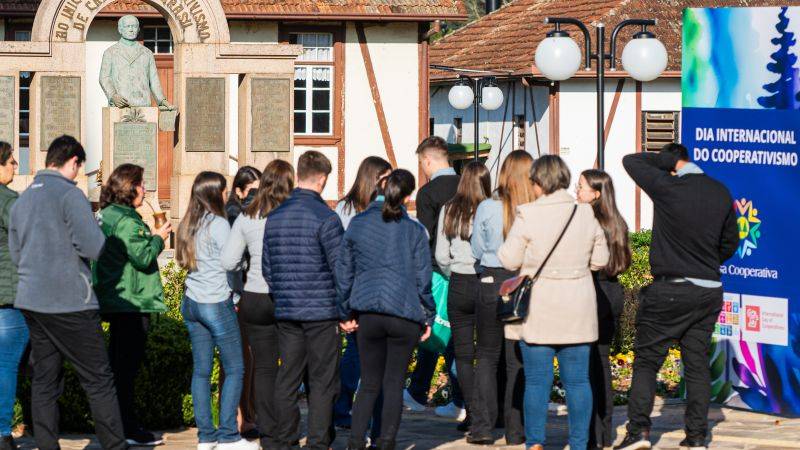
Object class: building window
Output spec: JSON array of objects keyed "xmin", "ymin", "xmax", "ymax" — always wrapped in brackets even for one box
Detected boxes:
[
  {"xmin": 453, "ymin": 118, "xmax": 463, "ymax": 144},
  {"xmin": 14, "ymin": 30, "xmax": 31, "ymax": 41},
  {"xmin": 143, "ymin": 26, "xmax": 173, "ymax": 54},
  {"xmin": 18, "ymin": 71, "xmax": 32, "ymax": 175},
  {"xmin": 641, "ymin": 111, "xmax": 680, "ymax": 151},
  {"xmin": 514, "ymin": 114, "xmax": 526, "ymax": 151},
  {"xmin": 429, "ymin": 118, "xmax": 435, "ymax": 136},
  {"xmin": 290, "ymin": 32, "xmax": 334, "ymax": 135}
]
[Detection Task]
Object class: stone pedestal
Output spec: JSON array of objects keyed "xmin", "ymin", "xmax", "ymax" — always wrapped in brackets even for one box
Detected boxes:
[{"xmin": 102, "ymin": 107, "xmax": 159, "ymax": 193}]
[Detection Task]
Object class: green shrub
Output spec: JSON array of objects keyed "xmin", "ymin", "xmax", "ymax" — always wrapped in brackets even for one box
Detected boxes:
[{"xmin": 613, "ymin": 230, "xmax": 652, "ymax": 354}]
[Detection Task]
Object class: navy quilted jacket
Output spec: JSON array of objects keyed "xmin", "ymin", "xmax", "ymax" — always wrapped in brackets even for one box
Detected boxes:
[
  {"xmin": 335, "ymin": 201, "xmax": 435, "ymax": 325},
  {"xmin": 262, "ymin": 188, "xmax": 344, "ymax": 321}
]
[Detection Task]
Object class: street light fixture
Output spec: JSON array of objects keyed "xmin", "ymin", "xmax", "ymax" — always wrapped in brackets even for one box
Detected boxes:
[
  {"xmin": 447, "ymin": 75, "xmax": 505, "ymax": 160},
  {"xmin": 535, "ymin": 18, "xmax": 668, "ymax": 169}
]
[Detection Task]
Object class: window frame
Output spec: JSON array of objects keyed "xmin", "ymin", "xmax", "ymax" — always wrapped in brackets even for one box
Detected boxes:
[
  {"xmin": 279, "ymin": 24, "xmax": 344, "ymax": 146},
  {"xmin": 141, "ymin": 25, "xmax": 174, "ymax": 55}
]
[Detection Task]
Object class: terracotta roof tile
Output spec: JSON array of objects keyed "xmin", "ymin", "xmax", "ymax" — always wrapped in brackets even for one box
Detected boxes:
[
  {"xmin": 430, "ymin": 0, "xmax": 791, "ymax": 80},
  {"xmin": 0, "ymin": 0, "xmax": 466, "ymax": 18}
]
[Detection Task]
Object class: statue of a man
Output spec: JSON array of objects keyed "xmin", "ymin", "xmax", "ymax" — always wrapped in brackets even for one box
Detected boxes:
[{"xmin": 100, "ymin": 15, "xmax": 175, "ymax": 110}]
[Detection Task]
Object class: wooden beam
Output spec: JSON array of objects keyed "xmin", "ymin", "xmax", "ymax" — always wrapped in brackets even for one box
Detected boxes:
[
  {"xmin": 635, "ymin": 80, "xmax": 642, "ymax": 231},
  {"xmin": 356, "ymin": 22, "xmax": 398, "ymax": 168},
  {"xmin": 337, "ymin": 25, "xmax": 347, "ymax": 198},
  {"xmin": 418, "ymin": 22, "xmax": 430, "ymax": 184},
  {"xmin": 548, "ymin": 82, "xmax": 559, "ymax": 155}
]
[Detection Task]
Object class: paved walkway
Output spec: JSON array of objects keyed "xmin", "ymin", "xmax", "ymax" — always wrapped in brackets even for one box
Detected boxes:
[{"xmin": 16, "ymin": 401, "xmax": 800, "ymax": 449}]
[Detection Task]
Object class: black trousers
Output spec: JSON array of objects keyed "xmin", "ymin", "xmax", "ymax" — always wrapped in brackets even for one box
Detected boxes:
[
  {"xmin": 626, "ymin": 281, "xmax": 723, "ymax": 440},
  {"xmin": 238, "ymin": 292, "xmax": 279, "ymax": 448},
  {"xmin": 447, "ymin": 272, "xmax": 479, "ymax": 413},
  {"xmin": 274, "ymin": 319, "xmax": 340, "ymax": 450},
  {"xmin": 469, "ymin": 268, "xmax": 510, "ymax": 438},
  {"xmin": 105, "ymin": 312, "xmax": 150, "ymax": 436},
  {"xmin": 589, "ymin": 276, "xmax": 625, "ymax": 448},
  {"xmin": 349, "ymin": 313, "xmax": 420, "ymax": 447},
  {"xmin": 22, "ymin": 310, "xmax": 126, "ymax": 450}
]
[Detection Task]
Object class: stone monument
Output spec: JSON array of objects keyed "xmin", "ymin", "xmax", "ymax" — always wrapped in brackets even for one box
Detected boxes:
[{"xmin": 100, "ymin": 15, "xmax": 176, "ymax": 200}]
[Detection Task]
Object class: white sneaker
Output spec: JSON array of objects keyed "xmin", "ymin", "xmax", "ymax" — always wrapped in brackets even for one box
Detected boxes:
[
  {"xmin": 215, "ymin": 439, "xmax": 259, "ymax": 450},
  {"xmin": 434, "ymin": 402, "xmax": 466, "ymax": 421},
  {"xmin": 403, "ymin": 389, "xmax": 426, "ymax": 412},
  {"xmin": 197, "ymin": 443, "xmax": 217, "ymax": 450}
]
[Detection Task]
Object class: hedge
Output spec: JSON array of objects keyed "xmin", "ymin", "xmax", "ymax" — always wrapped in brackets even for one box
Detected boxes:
[{"xmin": 13, "ymin": 231, "xmax": 654, "ymax": 432}]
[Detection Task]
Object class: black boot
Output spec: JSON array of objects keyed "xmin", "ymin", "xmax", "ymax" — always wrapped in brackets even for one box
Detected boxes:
[
  {"xmin": 678, "ymin": 436, "xmax": 707, "ymax": 450},
  {"xmin": 0, "ymin": 436, "xmax": 19, "ymax": 450}
]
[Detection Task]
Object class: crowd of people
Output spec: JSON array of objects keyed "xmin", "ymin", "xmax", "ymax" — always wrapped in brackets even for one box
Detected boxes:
[{"xmin": 0, "ymin": 134, "xmax": 738, "ymax": 450}]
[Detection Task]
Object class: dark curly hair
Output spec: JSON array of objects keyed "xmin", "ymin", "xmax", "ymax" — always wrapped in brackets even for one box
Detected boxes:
[{"xmin": 99, "ymin": 164, "xmax": 144, "ymax": 209}]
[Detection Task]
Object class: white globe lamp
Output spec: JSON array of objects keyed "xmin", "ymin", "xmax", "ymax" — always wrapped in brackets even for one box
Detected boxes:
[
  {"xmin": 534, "ymin": 31, "xmax": 582, "ymax": 81},
  {"xmin": 480, "ymin": 81, "xmax": 504, "ymax": 111},
  {"xmin": 448, "ymin": 79, "xmax": 474, "ymax": 110},
  {"xmin": 621, "ymin": 31, "xmax": 668, "ymax": 82}
]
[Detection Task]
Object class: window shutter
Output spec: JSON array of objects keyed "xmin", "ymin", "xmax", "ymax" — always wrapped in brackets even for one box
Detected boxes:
[{"xmin": 641, "ymin": 111, "xmax": 680, "ymax": 151}]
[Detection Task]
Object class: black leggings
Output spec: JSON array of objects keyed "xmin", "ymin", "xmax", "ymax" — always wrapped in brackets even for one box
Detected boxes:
[
  {"xmin": 349, "ymin": 313, "xmax": 421, "ymax": 447},
  {"xmin": 106, "ymin": 312, "xmax": 149, "ymax": 436},
  {"xmin": 447, "ymin": 272, "xmax": 480, "ymax": 412},
  {"xmin": 238, "ymin": 291, "xmax": 279, "ymax": 448}
]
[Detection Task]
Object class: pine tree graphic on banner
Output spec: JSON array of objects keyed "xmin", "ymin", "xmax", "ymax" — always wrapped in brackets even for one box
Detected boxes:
[{"xmin": 758, "ymin": 7, "xmax": 800, "ymax": 109}]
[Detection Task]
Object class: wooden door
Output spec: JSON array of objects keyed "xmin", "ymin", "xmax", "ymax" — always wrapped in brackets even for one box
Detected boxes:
[{"xmin": 155, "ymin": 55, "xmax": 174, "ymax": 201}]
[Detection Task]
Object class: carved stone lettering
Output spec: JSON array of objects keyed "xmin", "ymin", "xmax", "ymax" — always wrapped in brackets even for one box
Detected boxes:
[
  {"xmin": 40, "ymin": 76, "xmax": 81, "ymax": 151},
  {"xmin": 185, "ymin": 78, "xmax": 225, "ymax": 152},
  {"xmin": 0, "ymin": 77, "xmax": 14, "ymax": 146},
  {"xmin": 114, "ymin": 122, "xmax": 158, "ymax": 191},
  {"xmin": 251, "ymin": 78, "xmax": 291, "ymax": 153}
]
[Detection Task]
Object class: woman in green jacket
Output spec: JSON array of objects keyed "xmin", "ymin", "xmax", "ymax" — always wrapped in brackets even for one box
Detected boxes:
[{"xmin": 93, "ymin": 163, "xmax": 171, "ymax": 447}]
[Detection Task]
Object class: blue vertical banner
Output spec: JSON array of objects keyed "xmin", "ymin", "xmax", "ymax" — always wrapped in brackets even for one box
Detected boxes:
[{"xmin": 682, "ymin": 6, "xmax": 800, "ymax": 414}]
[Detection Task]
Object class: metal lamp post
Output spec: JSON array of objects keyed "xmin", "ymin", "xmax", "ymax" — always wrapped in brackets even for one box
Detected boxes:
[
  {"xmin": 446, "ymin": 75, "xmax": 504, "ymax": 161},
  {"xmin": 535, "ymin": 18, "xmax": 668, "ymax": 169}
]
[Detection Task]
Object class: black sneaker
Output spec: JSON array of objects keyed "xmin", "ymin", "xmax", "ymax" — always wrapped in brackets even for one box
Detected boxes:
[
  {"xmin": 614, "ymin": 432, "xmax": 651, "ymax": 450},
  {"xmin": 466, "ymin": 435, "xmax": 494, "ymax": 446},
  {"xmin": 679, "ymin": 437, "xmax": 707, "ymax": 449},
  {"xmin": 125, "ymin": 429, "xmax": 164, "ymax": 447},
  {"xmin": 0, "ymin": 436, "xmax": 19, "ymax": 450}
]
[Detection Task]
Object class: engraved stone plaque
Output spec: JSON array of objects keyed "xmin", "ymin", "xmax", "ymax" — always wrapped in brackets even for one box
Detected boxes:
[
  {"xmin": 251, "ymin": 78, "xmax": 291, "ymax": 153},
  {"xmin": 40, "ymin": 76, "xmax": 81, "ymax": 151},
  {"xmin": 0, "ymin": 77, "xmax": 14, "ymax": 145},
  {"xmin": 185, "ymin": 77, "xmax": 225, "ymax": 152},
  {"xmin": 114, "ymin": 122, "xmax": 158, "ymax": 191}
]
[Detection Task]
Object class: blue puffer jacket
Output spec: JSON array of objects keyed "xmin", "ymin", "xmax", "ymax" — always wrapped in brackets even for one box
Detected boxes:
[
  {"xmin": 263, "ymin": 188, "xmax": 344, "ymax": 321},
  {"xmin": 335, "ymin": 201, "xmax": 435, "ymax": 325}
]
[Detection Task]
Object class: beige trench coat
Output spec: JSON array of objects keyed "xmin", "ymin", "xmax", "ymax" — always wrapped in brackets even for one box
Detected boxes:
[{"xmin": 498, "ymin": 189, "xmax": 609, "ymax": 345}]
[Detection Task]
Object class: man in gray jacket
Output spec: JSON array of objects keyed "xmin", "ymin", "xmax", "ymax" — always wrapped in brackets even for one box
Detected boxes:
[{"xmin": 9, "ymin": 135, "xmax": 127, "ymax": 450}]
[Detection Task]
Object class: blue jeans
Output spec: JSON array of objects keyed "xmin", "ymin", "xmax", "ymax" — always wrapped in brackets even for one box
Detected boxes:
[
  {"xmin": 0, "ymin": 308, "xmax": 28, "ymax": 437},
  {"xmin": 182, "ymin": 297, "xmax": 244, "ymax": 444},
  {"xmin": 519, "ymin": 342, "xmax": 592, "ymax": 450}
]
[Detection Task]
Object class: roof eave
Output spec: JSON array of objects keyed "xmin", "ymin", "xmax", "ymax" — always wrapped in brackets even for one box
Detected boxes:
[
  {"xmin": 430, "ymin": 68, "xmax": 683, "ymax": 82},
  {"xmin": 90, "ymin": 10, "xmax": 469, "ymax": 21}
]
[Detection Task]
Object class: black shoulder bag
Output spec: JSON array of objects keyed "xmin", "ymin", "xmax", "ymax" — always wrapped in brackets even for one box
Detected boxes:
[{"xmin": 496, "ymin": 204, "xmax": 578, "ymax": 323}]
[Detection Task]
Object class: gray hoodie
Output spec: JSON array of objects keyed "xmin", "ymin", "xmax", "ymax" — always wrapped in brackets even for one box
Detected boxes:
[{"xmin": 9, "ymin": 170, "xmax": 106, "ymax": 313}]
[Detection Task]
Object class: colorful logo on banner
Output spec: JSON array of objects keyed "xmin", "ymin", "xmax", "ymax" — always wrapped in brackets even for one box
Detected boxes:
[
  {"xmin": 735, "ymin": 199, "xmax": 762, "ymax": 259},
  {"xmin": 682, "ymin": 6, "xmax": 800, "ymax": 415}
]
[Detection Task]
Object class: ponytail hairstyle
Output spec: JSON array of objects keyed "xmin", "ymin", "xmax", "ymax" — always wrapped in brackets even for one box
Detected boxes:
[
  {"xmin": 381, "ymin": 169, "xmax": 415, "ymax": 222},
  {"xmin": 497, "ymin": 150, "xmax": 535, "ymax": 237},
  {"xmin": 244, "ymin": 160, "xmax": 295, "ymax": 219},
  {"xmin": 580, "ymin": 169, "xmax": 631, "ymax": 276},
  {"xmin": 443, "ymin": 161, "xmax": 491, "ymax": 240},
  {"xmin": 176, "ymin": 171, "xmax": 227, "ymax": 271}
]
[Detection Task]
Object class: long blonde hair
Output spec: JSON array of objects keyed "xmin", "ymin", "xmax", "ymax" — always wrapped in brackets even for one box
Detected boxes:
[
  {"xmin": 176, "ymin": 172, "xmax": 227, "ymax": 271},
  {"xmin": 497, "ymin": 150, "xmax": 535, "ymax": 237}
]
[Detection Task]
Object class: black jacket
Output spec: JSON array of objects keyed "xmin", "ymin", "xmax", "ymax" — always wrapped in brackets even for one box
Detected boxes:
[
  {"xmin": 415, "ymin": 172, "xmax": 459, "ymax": 269},
  {"xmin": 623, "ymin": 152, "xmax": 739, "ymax": 281}
]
